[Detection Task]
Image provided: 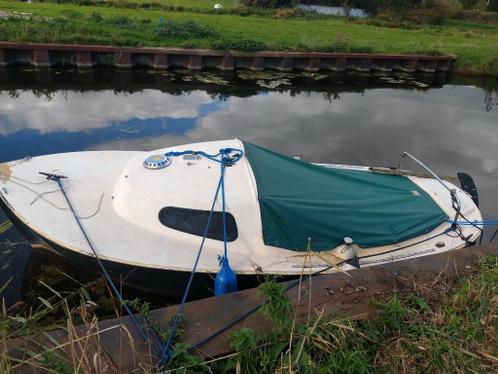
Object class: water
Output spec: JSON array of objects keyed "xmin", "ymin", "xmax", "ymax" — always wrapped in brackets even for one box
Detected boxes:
[
  {"xmin": 297, "ymin": 4, "xmax": 368, "ymax": 17},
  {"xmin": 0, "ymin": 67, "xmax": 497, "ymax": 307}
]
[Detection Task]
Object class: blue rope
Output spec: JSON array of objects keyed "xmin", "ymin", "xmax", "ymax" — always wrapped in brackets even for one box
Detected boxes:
[
  {"xmin": 45, "ymin": 174, "xmax": 165, "ymax": 360},
  {"xmin": 221, "ymin": 151, "xmax": 229, "ymax": 260},
  {"xmin": 446, "ymin": 219, "xmax": 498, "ymax": 226},
  {"xmin": 159, "ymin": 147, "xmax": 243, "ymax": 367},
  {"xmin": 159, "ymin": 175, "xmax": 222, "ymax": 366}
]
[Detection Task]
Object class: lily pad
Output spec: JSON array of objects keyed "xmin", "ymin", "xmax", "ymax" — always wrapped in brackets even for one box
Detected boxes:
[
  {"xmin": 238, "ymin": 70, "xmax": 297, "ymax": 81},
  {"xmin": 256, "ymin": 79, "xmax": 291, "ymax": 89},
  {"xmin": 194, "ymin": 73, "xmax": 229, "ymax": 85},
  {"xmin": 410, "ymin": 81, "xmax": 430, "ymax": 88}
]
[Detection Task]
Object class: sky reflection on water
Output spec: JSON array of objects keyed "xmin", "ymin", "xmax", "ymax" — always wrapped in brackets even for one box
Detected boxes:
[{"xmin": 0, "ymin": 68, "xmax": 497, "ymax": 306}]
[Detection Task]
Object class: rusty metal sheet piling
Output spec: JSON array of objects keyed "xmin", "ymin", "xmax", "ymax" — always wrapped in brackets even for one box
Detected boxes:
[
  {"xmin": 0, "ymin": 42, "xmax": 456, "ymax": 73},
  {"xmin": 5, "ymin": 245, "xmax": 497, "ymax": 373}
]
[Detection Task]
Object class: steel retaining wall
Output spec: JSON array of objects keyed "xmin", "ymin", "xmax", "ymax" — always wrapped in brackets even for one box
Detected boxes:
[{"xmin": 0, "ymin": 42, "xmax": 456, "ymax": 73}]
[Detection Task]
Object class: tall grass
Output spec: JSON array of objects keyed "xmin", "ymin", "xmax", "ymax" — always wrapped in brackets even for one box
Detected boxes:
[
  {"xmin": 1, "ymin": 254, "xmax": 496, "ymax": 372},
  {"xmin": 169, "ymin": 255, "xmax": 498, "ymax": 372},
  {"xmin": 0, "ymin": 0, "xmax": 497, "ymax": 74}
]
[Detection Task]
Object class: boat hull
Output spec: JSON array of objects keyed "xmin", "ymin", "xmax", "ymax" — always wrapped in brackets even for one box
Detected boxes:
[{"xmin": 0, "ymin": 196, "xmax": 271, "ymax": 298}]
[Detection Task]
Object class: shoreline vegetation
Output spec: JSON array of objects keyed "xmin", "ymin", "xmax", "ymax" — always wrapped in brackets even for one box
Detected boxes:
[
  {"xmin": 0, "ymin": 0, "xmax": 497, "ymax": 75},
  {"xmin": 1, "ymin": 254, "xmax": 497, "ymax": 372}
]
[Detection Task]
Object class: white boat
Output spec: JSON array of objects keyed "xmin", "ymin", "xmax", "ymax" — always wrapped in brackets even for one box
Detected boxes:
[{"xmin": 0, "ymin": 139, "xmax": 482, "ymax": 297}]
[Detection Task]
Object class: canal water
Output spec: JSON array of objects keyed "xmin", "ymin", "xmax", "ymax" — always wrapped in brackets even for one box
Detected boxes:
[{"xmin": 0, "ymin": 68, "xmax": 497, "ymax": 308}]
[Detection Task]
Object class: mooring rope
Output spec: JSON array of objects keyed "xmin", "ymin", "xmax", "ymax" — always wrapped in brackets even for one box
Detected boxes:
[
  {"xmin": 187, "ymin": 223, "xmax": 466, "ymax": 353},
  {"xmin": 41, "ymin": 172, "xmax": 165, "ymax": 360},
  {"xmin": 159, "ymin": 147, "xmax": 244, "ymax": 368}
]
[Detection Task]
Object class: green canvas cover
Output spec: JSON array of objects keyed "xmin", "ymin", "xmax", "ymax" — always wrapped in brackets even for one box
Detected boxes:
[{"xmin": 243, "ymin": 142, "xmax": 448, "ymax": 251}]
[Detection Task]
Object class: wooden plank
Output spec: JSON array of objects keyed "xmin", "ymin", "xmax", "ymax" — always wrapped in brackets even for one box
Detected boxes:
[{"xmin": 6, "ymin": 245, "xmax": 497, "ymax": 373}]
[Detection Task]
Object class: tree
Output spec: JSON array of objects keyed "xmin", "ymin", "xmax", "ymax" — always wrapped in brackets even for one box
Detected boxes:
[{"xmin": 488, "ymin": 0, "xmax": 498, "ymax": 11}]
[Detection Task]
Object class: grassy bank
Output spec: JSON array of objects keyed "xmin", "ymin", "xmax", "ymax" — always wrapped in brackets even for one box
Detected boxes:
[
  {"xmin": 2, "ymin": 254, "xmax": 497, "ymax": 372},
  {"xmin": 0, "ymin": 0, "xmax": 497, "ymax": 75}
]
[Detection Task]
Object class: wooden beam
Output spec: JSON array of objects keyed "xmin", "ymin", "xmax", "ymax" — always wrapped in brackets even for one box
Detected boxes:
[{"xmin": 6, "ymin": 245, "xmax": 497, "ymax": 373}]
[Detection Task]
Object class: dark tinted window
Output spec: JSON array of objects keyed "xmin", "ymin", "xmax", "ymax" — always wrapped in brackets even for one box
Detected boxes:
[{"xmin": 159, "ymin": 207, "xmax": 238, "ymax": 242}]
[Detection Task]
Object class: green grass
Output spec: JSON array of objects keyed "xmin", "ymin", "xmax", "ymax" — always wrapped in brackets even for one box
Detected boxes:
[
  {"xmin": 1, "ymin": 253, "xmax": 497, "ymax": 372},
  {"xmin": 116, "ymin": 0, "xmax": 240, "ymax": 8},
  {"xmin": 193, "ymin": 255, "xmax": 498, "ymax": 373},
  {"xmin": 0, "ymin": 0, "xmax": 497, "ymax": 74}
]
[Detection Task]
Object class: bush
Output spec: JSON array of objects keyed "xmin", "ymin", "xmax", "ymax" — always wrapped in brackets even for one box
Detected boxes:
[
  {"xmin": 89, "ymin": 11, "xmax": 104, "ymax": 23},
  {"xmin": 242, "ymin": 0, "xmax": 296, "ymax": 9},
  {"xmin": 369, "ymin": 0, "xmax": 461, "ymax": 24},
  {"xmin": 156, "ymin": 20, "xmax": 218, "ymax": 39},
  {"xmin": 274, "ymin": 8, "xmax": 301, "ymax": 18},
  {"xmin": 405, "ymin": 6, "xmax": 448, "ymax": 23},
  {"xmin": 108, "ymin": 15, "xmax": 136, "ymax": 28},
  {"xmin": 460, "ymin": 0, "xmax": 478, "ymax": 9},
  {"xmin": 58, "ymin": 9, "xmax": 84, "ymax": 19},
  {"xmin": 212, "ymin": 37, "xmax": 267, "ymax": 51}
]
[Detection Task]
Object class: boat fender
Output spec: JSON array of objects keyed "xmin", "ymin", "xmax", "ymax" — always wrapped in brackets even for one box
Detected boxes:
[{"xmin": 215, "ymin": 256, "xmax": 237, "ymax": 296}]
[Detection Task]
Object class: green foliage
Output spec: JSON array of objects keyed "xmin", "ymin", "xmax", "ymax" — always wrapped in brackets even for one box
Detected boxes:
[
  {"xmin": 59, "ymin": 8, "xmax": 84, "ymax": 18},
  {"xmin": 217, "ymin": 254, "xmax": 498, "ymax": 373},
  {"xmin": 165, "ymin": 312, "xmax": 185, "ymax": 342},
  {"xmin": 212, "ymin": 37, "xmax": 267, "ymax": 51},
  {"xmin": 0, "ymin": 0, "xmax": 497, "ymax": 74},
  {"xmin": 89, "ymin": 11, "xmax": 104, "ymax": 22},
  {"xmin": 324, "ymin": 349, "xmax": 375, "ymax": 374},
  {"xmin": 1, "ymin": 252, "xmax": 496, "ymax": 372},
  {"xmin": 107, "ymin": 14, "xmax": 136, "ymax": 27},
  {"xmin": 167, "ymin": 343, "xmax": 208, "ymax": 372},
  {"xmin": 157, "ymin": 19, "xmax": 219, "ymax": 39},
  {"xmin": 258, "ymin": 277, "xmax": 293, "ymax": 332},
  {"xmin": 231, "ymin": 327, "xmax": 258, "ymax": 353},
  {"xmin": 273, "ymin": 7, "xmax": 301, "ymax": 18},
  {"xmin": 40, "ymin": 351, "xmax": 71, "ymax": 374},
  {"xmin": 460, "ymin": 0, "xmax": 478, "ymax": 9}
]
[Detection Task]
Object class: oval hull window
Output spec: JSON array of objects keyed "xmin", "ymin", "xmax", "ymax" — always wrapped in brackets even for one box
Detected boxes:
[{"xmin": 159, "ymin": 206, "xmax": 238, "ymax": 242}]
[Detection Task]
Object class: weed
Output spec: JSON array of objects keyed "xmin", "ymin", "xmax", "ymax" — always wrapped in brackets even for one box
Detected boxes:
[
  {"xmin": 1, "ymin": 255, "xmax": 496, "ymax": 372},
  {"xmin": 157, "ymin": 19, "xmax": 218, "ymax": 39},
  {"xmin": 0, "ymin": 0, "xmax": 497, "ymax": 74},
  {"xmin": 108, "ymin": 14, "xmax": 136, "ymax": 28},
  {"xmin": 58, "ymin": 8, "xmax": 84, "ymax": 19},
  {"xmin": 167, "ymin": 342, "xmax": 208, "ymax": 372},
  {"xmin": 212, "ymin": 37, "xmax": 267, "ymax": 51},
  {"xmin": 89, "ymin": 10, "xmax": 103, "ymax": 22},
  {"xmin": 330, "ymin": 32, "xmax": 349, "ymax": 51},
  {"xmin": 274, "ymin": 7, "xmax": 301, "ymax": 19},
  {"xmin": 258, "ymin": 277, "xmax": 293, "ymax": 333},
  {"xmin": 40, "ymin": 351, "xmax": 71, "ymax": 374}
]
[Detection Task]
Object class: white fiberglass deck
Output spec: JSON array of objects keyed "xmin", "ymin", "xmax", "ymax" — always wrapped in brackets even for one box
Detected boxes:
[{"xmin": 0, "ymin": 139, "xmax": 482, "ymax": 275}]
